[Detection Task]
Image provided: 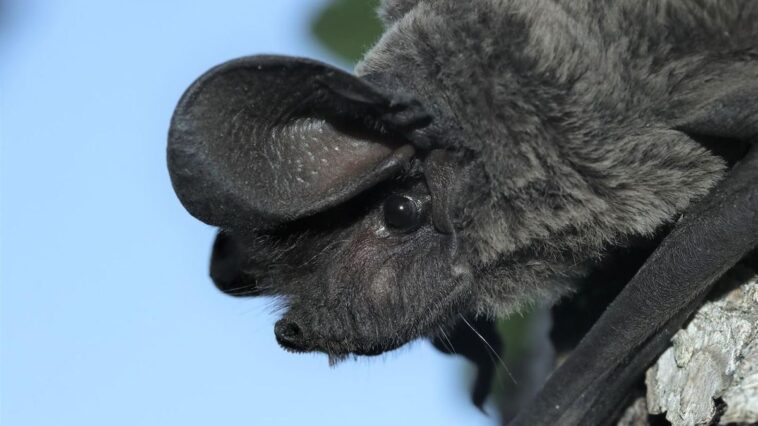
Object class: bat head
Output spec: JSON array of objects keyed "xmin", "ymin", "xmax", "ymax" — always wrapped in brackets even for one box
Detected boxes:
[{"xmin": 168, "ymin": 56, "xmax": 477, "ymax": 357}]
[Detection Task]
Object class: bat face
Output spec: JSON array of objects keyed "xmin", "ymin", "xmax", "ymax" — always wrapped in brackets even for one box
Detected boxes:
[
  {"xmin": 168, "ymin": 0, "xmax": 749, "ymax": 364},
  {"xmin": 205, "ymin": 158, "xmax": 476, "ymax": 357},
  {"xmin": 222, "ymin": 180, "xmax": 472, "ymax": 357},
  {"xmin": 165, "ymin": 3, "xmax": 606, "ymax": 361},
  {"xmin": 167, "ymin": 56, "xmax": 477, "ymax": 357}
]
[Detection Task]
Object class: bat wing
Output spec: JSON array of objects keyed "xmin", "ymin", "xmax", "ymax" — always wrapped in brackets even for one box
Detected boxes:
[
  {"xmin": 512, "ymin": 144, "xmax": 758, "ymax": 426},
  {"xmin": 511, "ymin": 66, "xmax": 758, "ymax": 425},
  {"xmin": 672, "ymin": 63, "xmax": 758, "ymax": 144}
]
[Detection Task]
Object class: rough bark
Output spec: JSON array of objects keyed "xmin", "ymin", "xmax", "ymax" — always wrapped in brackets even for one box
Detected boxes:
[{"xmin": 618, "ymin": 266, "xmax": 758, "ymax": 426}]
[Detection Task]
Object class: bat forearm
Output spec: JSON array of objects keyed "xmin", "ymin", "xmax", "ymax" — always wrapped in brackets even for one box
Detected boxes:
[{"xmin": 511, "ymin": 143, "xmax": 758, "ymax": 425}]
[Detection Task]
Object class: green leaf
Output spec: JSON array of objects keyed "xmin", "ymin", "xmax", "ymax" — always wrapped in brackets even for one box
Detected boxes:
[{"xmin": 311, "ymin": 0, "xmax": 383, "ymax": 63}]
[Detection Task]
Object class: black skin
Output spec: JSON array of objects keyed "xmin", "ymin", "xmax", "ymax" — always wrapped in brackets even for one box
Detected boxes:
[{"xmin": 168, "ymin": 53, "xmax": 758, "ymax": 425}]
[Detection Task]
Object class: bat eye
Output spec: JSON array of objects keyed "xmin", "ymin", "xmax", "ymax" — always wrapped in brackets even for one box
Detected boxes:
[{"xmin": 383, "ymin": 194, "xmax": 421, "ymax": 232}]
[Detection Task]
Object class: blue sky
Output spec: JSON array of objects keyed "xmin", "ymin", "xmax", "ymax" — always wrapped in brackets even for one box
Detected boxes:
[{"xmin": 1, "ymin": 1, "xmax": 495, "ymax": 425}]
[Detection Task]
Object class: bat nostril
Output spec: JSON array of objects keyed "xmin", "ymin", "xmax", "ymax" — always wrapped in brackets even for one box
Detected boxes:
[
  {"xmin": 274, "ymin": 319, "xmax": 308, "ymax": 351},
  {"xmin": 278, "ymin": 321, "xmax": 301, "ymax": 339}
]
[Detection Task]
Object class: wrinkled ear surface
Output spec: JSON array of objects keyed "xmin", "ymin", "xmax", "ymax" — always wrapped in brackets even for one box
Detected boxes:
[{"xmin": 168, "ymin": 55, "xmax": 428, "ymax": 229}]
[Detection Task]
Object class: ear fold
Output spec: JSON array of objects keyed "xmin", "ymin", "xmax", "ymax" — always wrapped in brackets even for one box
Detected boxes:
[
  {"xmin": 168, "ymin": 55, "xmax": 427, "ymax": 230},
  {"xmin": 210, "ymin": 231, "xmax": 258, "ymax": 297},
  {"xmin": 424, "ymin": 150, "xmax": 460, "ymax": 234}
]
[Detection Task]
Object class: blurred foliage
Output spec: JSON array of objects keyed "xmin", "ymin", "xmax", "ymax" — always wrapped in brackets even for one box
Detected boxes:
[
  {"xmin": 491, "ymin": 312, "xmax": 534, "ymax": 396},
  {"xmin": 497, "ymin": 314, "xmax": 534, "ymax": 365},
  {"xmin": 311, "ymin": 0, "xmax": 383, "ymax": 63}
]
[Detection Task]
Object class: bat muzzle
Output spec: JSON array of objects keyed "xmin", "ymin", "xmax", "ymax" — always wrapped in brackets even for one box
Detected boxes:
[{"xmin": 274, "ymin": 319, "xmax": 311, "ymax": 352}]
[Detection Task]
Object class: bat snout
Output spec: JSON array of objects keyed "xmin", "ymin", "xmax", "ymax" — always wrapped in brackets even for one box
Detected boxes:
[
  {"xmin": 273, "ymin": 313, "xmax": 401, "ymax": 356},
  {"xmin": 274, "ymin": 319, "xmax": 311, "ymax": 352}
]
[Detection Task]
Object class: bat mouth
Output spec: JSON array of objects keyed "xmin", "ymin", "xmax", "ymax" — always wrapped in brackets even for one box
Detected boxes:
[
  {"xmin": 274, "ymin": 319, "xmax": 315, "ymax": 353},
  {"xmin": 274, "ymin": 318, "xmax": 402, "ymax": 356},
  {"xmin": 274, "ymin": 283, "xmax": 473, "ymax": 358},
  {"xmin": 347, "ymin": 343, "xmax": 405, "ymax": 357},
  {"xmin": 272, "ymin": 257, "xmax": 475, "ymax": 358}
]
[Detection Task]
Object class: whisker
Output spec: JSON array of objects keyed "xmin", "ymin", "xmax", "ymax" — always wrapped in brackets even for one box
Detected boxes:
[
  {"xmin": 215, "ymin": 283, "xmax": 258, "ymax": 294},
  {"xmin": 437, "ymin": 325, "xmax": 456, "ymax": 354},
  {"xmin": 225, "ymin": 288, "xmax": 261, "ymax": 297},
  {"xmin": 458, "ymin": 313, "xmax": 517, "ymax": 385}
]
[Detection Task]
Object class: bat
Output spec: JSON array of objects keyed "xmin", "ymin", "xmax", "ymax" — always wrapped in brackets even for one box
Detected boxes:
[{"xmin": 167, "ymin": 0, "xmax": 758, "ymax": 424}]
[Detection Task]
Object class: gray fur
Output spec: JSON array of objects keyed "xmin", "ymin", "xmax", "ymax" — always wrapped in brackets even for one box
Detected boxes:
[
  {"xmin": 376, "ymin": 0, "xmax": 422, "ymax": 25},
  {"xmin": 362, "ymin": 0, "xmax": 757, "ymax": 317},
  {"xmin": 168, "ymin": 0, "xmax": 758, "ymax": 362}
]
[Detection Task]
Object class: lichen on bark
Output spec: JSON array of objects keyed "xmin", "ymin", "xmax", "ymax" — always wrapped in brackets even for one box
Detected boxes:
[{"xmin": 619, "ymin": 266, "xmax": 758, "ymax": 426}]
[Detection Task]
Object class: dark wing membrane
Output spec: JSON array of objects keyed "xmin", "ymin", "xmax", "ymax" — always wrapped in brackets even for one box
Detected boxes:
[
  {"xmin": 511, "ymin": 144, "xmax": 758, "ymax": 425},
  {"xmin": 513, "ymin": 60, "xmax": 758, "ymax": 425},
  {"xmin": 672, "ymin": 61, "xmax": 758, "ymax": 143}
]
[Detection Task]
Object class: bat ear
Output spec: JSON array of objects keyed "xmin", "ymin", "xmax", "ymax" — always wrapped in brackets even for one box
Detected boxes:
[
  {"xmin": 168, "ymin": 55, "xmax": 426, "ymax": 229},
  {"xmin": 210, "ymin": 231, "xmax": 258, "ymax": 297}
]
